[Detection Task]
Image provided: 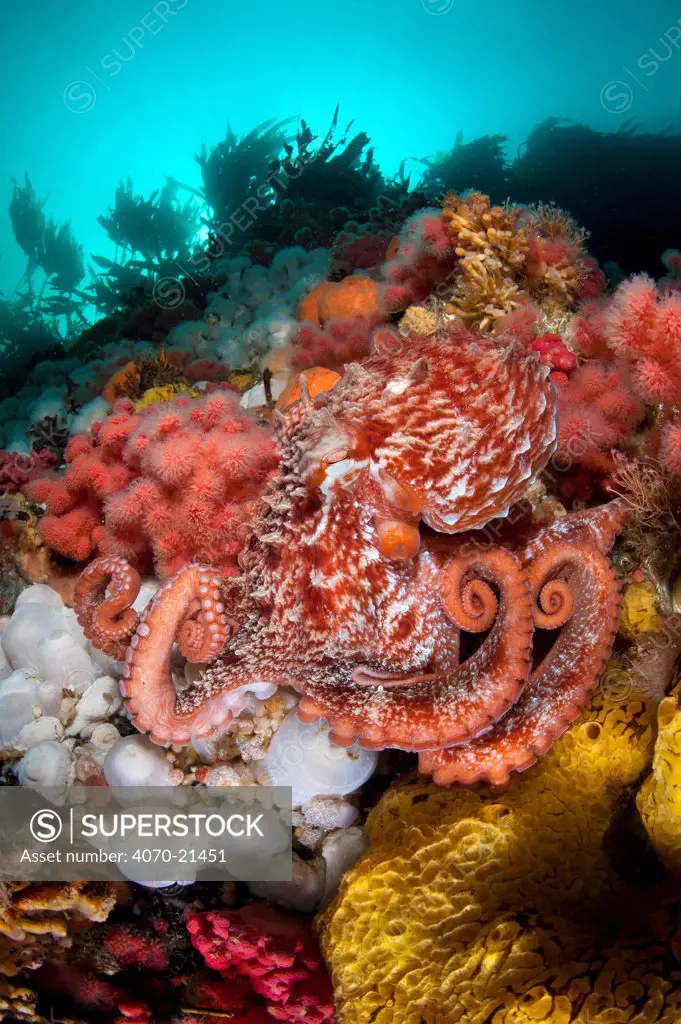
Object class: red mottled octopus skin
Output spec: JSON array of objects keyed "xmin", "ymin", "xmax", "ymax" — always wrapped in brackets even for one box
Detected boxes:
[{"xmin": 74, "ymin": 330, "xmax": 626, "ymax": 784}]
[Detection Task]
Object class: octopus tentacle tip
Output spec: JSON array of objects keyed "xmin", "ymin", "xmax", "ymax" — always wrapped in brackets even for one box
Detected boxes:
[{"xmin": 73, "ymin": 554, "xmax": 142, "ymax": 660}]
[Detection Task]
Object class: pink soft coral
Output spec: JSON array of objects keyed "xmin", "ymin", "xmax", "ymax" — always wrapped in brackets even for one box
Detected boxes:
[
  {"xmin": 573, "ymin": 300, "xmax": 615, "ymax": 363},
  {"xmin": 187, "ymin": 903, "xmax": 335, "ymax": 1024},
  {"xmin": 379, "ymin": 209, "xmax": 455, "ymax": 312},
  {"xmin": 604, "ymin": 273, "xmax": 681, "ymax": 404},
  {"xmin": 573, "ymin": 274, "xmax": 681, "ymax": 477},
  {"xmin": 556, "ymin": 363, "xmax": 643, "ymax": 475},
  {"xmin": 28, "ymin": 392, "xmax": 278, "ymax": 577},
  {"xmin": 659, "ymin": 419, "xmax": 681, "ymax": 475},
  {"xmin": 289, "ymin": 316, "xmax": 378, "ymax": 372}
]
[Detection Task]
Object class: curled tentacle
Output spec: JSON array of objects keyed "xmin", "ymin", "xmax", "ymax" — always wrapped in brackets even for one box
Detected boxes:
[
  {"xmin": 529, "ymin": 557, "xmax": 575, "ymax": 629},
  {"xmin": 120, "ymin": 564, "xmax": 234, "ymax": 746},
  {"xmin": 421, "ymin": 539, "xmax": 622, "ymax": 786},
  {"xmin": 74, "ymin": 556, "xmax": 141, "ymax": 659},
  {"xmin": 177, "ymin": 589, "xmax": 233, "ymax": 663},
  {"xmin": 297, "ymin": 546, "xmax": 534, "ymax": 751},
  {"xmin": 442, "ymin": 560, "xmax": 499, "ymax": 633}
]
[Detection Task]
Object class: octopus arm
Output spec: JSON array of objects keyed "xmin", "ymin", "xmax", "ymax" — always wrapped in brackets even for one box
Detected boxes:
[
  {"xmin": 74, "ymin": 556, "xmax": 142, "ymax": 660},
  {"xmin": 519, "ymin": 498, "xmax": 628, "ymax": 564},
  {"xmin": 117, "ymin": 564, "xmax": 234, "ymax": 746},
  {"xmin": 420, "ymin": 540, "xmax": 622, "ymax": 785},
  {"xmin": 297, "ymin": 547, "xmax": 534, "ymax": 751}
]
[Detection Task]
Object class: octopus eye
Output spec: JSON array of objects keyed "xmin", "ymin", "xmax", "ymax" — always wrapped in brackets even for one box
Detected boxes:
[{"xmin": 375, "ymin": 516, "xmax": 421, "ymax": 560}]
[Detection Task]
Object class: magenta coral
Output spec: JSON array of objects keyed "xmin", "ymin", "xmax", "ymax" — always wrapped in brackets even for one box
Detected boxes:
[
  {"xmin": 187, "ymin": 903, "xmax": 335, "ymax": 1024},
  {"xmin": 529, "ymin": 332, "xmax": 577, "ymax": 377},
  {"xmin": 181, "ymin": 971, "xmax": 275, "ymax": 1022},
  {"xmin": 28, "ymin": 392, "xmax": 278, "ymax": 577}
]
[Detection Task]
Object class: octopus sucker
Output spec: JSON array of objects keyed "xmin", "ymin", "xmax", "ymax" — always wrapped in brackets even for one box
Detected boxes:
[{"xmin": 75, "ymin": 330, "xmax": 627, "ymax": 782}]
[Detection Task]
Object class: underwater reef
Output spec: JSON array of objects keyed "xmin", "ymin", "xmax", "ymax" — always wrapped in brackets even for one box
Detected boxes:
[
  {"xmin": 319, "ymin": 680, "xmax": 681, "ymax": 1023},
  {"xmin": 3, "ymin": 112, "xmax": 681, "ymax": 1023}
]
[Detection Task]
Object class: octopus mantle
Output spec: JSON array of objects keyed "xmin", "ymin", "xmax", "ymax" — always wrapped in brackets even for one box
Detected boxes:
[{"xmin": 75, "ymin": 332, "xmax": 625, "ymax": 785}]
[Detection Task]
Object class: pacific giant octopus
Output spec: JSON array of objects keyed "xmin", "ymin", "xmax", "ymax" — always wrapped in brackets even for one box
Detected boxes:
[{"xmin": 74, "ymin": 328, "xmax": 626, "ymax": 785}]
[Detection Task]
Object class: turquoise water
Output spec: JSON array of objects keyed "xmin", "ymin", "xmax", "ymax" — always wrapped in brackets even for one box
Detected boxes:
[{"xmin": 2, "ymin": 0, "xmax": 681, "ymax": 296}]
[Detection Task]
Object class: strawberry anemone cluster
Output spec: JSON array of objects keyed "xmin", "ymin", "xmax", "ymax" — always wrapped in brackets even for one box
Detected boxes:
[
  {"xmin": 571, "ymin": 273, "xmax": 681, "ymax": 476},
  {"xmin": 288, "ymin": 315, "xmax": 388, "ymax": 372},
  {"xmin": 27, "ymin": 391, "xmax": 278, "ymax": 578},
  {"xmin": 330, "ymin": 223, "xmax": 394, "ymax": 276},
  {"xmin": 529, "ymin": 331, "xmax": 577, "ymax": 384}
]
